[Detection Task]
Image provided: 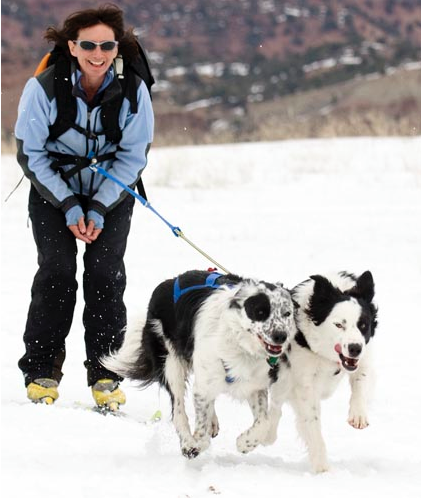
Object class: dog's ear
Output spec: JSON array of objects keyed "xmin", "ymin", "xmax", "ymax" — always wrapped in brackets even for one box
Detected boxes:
[
  {"xmin": 350, "ymin": 270, "xmax": 375, "ymax": 303},
  {"xmin": 282, "ymin": 286, "xmax": 298, "ymax": 309},
  {"xmin": 310, "ymin": 275, "xmax": 340, "ymax": 300},
  {"xmin": 229, "ymin": 298, "xmax": 241, "ymax": 310},
  {"xmin": 307, "ymin": 275, "xmax": 343, "ymax": 325}
]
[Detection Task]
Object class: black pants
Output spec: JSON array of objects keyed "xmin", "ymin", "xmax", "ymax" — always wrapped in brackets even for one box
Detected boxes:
[{"xmin": 18, "ymin": 185, "xmax": 135, "ymax": 386}]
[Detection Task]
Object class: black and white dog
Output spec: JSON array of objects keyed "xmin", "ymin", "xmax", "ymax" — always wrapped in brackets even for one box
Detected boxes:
[
  {"xmin": 265, "ymin": 270, "xmax": 378, "ymax": 473},
  {"xmin": 102, "ymin": 270, "xmax": 295, "ymax": 458}
]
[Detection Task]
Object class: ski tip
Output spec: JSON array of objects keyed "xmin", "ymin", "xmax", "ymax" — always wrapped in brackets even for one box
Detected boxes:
[
  {"xmin": 107, "ymin": 401, "xmax": 120, "ymax": 412},
  {"xmin": 151, "ymin": 409, "xmax": 162, "ymax": 422}
]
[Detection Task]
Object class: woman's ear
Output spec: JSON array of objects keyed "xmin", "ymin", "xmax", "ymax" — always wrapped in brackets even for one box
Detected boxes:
[{"xmin": 68, "ymin": 40, "xmax": 76, "ymax": 57}]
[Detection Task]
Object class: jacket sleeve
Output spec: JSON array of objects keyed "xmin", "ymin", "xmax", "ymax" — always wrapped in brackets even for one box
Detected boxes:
[
  {"xmin": 87, "ymin": 80, "xmax": 154, "ymax": 215},
  {"xmin": 15, "ymin": 77, "xmax": 80, "ymax": 214}
]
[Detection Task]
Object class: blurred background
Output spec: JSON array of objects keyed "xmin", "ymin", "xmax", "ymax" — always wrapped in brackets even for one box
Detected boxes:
[{"xmin": 2, "ymin": 0, "xmax": 421, "ymax": 149}]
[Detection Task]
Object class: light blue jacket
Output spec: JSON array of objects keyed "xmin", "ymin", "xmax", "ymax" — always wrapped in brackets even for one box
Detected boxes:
[{"xmin": 15, "ymin": 66, "xmax": 154, "ymax": 228}]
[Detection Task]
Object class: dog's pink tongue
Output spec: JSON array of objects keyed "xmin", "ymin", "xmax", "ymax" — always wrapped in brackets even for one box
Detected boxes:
[{"xmin": 334, "ymin": 344, "xmax": 342, "ymax": 354}]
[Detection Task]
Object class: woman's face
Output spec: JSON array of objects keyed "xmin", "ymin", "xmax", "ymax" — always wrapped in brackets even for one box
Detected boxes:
[{"xmin": 68, "ymin": 24, "xmax": 118, "ymax": 84}]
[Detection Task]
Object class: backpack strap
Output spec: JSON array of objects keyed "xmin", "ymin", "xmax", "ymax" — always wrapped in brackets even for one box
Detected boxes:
[
  {"xmin": 47, "ymin": 54, "xmax": 79, "ymax": 142},
  {"xmin": 100, "ymin": 75, "xmax": 125, "ymax": 144}
]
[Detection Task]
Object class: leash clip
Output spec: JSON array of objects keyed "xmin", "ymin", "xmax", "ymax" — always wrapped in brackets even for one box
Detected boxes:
[{"xmin": 89, "ymin": 156, "xmax": 98, "ymax": 172}]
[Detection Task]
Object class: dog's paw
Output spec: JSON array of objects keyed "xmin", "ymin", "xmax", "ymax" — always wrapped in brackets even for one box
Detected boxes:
[
  {"xmin": 310, "ymin": 454, "xmax": 330, "ymax": 473},
  {"xmin": 181, "ymin": 435, "xmax": 205, "ymax": 459},
  {"xmin": 309, "ymin": 448, "xmax": 330, "ymax": 473},
  {"xmin": 348, "ymin": 403, "xmax": 369, "ymax": 429},
  {"xmin": 311, "ymin": 461, "xmax": 330, "ymax": 474},
  {"xmin": 348, "ymin": 414, "xmax": 369, "ymax": 429},
  {"xmin": 236, "ymin": 432, "xmax": 260, "ymax": 454},
  {"xmin": 181, "ymin": 445, "xmax": 201, "ymax": 459}
]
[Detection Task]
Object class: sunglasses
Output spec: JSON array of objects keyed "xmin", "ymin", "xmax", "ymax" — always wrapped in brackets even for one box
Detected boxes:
[{"xmin": 73, "ymin": 40, "xmax": 118, "ymax": 51}]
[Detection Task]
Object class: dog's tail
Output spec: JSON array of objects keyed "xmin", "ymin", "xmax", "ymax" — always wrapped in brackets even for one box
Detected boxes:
[{"xmin": 101, "ymin": 316, "xmax": 168, "ymax": 388}]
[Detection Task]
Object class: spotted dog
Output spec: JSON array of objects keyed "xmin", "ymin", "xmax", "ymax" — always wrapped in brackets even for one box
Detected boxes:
[
  {"xmin": 265, "ymin": 271, "xmax": 378, "ymax": 472},
  {"xmin": 102, "ymin": 270, "xmax": 295, "ymax": 458}
]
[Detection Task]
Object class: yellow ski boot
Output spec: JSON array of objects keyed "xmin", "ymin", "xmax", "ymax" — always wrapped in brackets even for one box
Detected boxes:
[
  {"xmin": 91, "ymin": 379, "xmax": 126, "ymax": 412},
  {"xmin": 27, "ymin": 378, "xmax": 59, "ymax": 405}
]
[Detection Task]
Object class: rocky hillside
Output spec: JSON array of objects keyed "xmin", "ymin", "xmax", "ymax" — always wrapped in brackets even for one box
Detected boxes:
[{"xmin": 2, "ymin": 0, "xmax": 421, "ymax": 145}]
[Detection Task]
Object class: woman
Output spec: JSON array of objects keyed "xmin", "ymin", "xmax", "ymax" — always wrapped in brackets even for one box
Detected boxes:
[{"xmin": 15, "ymin": 4, "xmax": 154, "ymax": 410}]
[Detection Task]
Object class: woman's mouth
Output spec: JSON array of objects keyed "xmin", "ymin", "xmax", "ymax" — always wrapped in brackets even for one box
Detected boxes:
[{"xmin": 88, "ymin": 60, "xmax": 105, "ymax": 67}]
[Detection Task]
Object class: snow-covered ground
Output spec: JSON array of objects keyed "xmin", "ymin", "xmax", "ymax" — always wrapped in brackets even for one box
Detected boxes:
[{"xmin": 2, "ymin": 137, "xmax": 421, "ymax": 497}]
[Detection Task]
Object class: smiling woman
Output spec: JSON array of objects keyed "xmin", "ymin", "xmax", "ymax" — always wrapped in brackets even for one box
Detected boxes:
[
  {"xmin": 68, "ymin": 24, "xmax": 119, "ymax": 102},
  {"xmin": 14, "ymin": 4, "xmax": 154, "ymax": 411}
]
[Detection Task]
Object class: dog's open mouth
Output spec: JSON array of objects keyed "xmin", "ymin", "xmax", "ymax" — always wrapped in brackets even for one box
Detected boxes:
[
  {"xmin": 334, "ymin": 343, "xmax": 359, "ymax": 372},
  {"xmin": 258, "ymin": 335, "xmax": 283, "ymax": 357},
  {"xmin": 338, "ymin": 353, "xmax": 359, "ymax": 372}
]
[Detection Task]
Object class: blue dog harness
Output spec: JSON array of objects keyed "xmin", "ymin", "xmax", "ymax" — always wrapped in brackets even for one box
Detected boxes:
[{"xmin": 173, "ymin": 272, "xmax": 223, "ymax": 303}]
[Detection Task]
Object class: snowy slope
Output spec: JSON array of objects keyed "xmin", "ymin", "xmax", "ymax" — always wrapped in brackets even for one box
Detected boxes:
[{"xmin": 1, "ymin": 137, "xmax": 421, "ymax": 498}]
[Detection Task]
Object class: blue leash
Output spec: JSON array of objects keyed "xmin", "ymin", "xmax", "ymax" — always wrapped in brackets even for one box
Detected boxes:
[{"xmin": 89, "ymin": 161, "xmax": 231, "ymax": 274}]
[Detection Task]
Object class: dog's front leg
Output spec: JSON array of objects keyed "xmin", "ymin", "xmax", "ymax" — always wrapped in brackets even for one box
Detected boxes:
[
  {"xmin": 291, "ymin": 386, "xmax": 329, "ymax": 473},
  {"xmin": 348, "ymin": 354, "xmax": 373, "ymax": 429},
  {"xmin": 236, "ymin": 389, "xmax": 269, "ymax": 453},
  {"xmin": 263, "ymin": 376, "xmax": 291, "ymax": 446},
  {"xmin": 263, "ymin": 402, "xmax": 283, "ymax": 446}
]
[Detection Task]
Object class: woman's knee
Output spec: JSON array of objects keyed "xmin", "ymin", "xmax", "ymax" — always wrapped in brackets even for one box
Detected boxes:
[{"xmin": 34, "ymin": 254, "xmax": 77, "ymax": 289}]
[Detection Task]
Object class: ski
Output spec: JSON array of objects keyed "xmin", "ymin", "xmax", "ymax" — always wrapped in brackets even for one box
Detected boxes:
[{"xmin": 73, "ymin": 401, "xmax": 162, "ymax": 423}]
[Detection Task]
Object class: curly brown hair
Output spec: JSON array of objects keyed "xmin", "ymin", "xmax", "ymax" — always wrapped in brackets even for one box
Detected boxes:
[{"xmin": 44, "ymin": 4, "xmax": 139, "ymax": 59}]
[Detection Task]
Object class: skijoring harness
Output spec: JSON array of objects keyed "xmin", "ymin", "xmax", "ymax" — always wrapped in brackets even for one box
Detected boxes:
[
  {"xmin": 173, "ymin": 272, "xmax": 224, "ymax": 303},
  {"xmin": 48, "ymin": 150, "xmax": 117, "ymax": 183}
]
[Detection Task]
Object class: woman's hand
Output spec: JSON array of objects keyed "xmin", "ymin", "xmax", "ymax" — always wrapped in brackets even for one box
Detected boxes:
[
  {"xmin": 68, "ymin": 216, "xmax": 102, "ymax": 243},
  {"xmin": 86, "ymin": 219, "xmax": 102, "ymax": 241}
]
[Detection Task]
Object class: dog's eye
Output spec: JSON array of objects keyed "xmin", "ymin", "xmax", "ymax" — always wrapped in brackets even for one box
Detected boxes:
[
  {"xmin": 283, "ymin": 311, "xmax": 291, "ymax": 318},
  {"xmin": 334, "ymin": 322, "xmax": 344, "ymax": 329},
  {"xmin": 360, "ymin": 323, "xmax": 366, "ymax": 329}
]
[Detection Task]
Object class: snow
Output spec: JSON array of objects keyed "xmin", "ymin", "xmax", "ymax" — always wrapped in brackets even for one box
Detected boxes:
[{"xmin": 1, "ymin": 136, "xmax": 421, "ymax": 497}]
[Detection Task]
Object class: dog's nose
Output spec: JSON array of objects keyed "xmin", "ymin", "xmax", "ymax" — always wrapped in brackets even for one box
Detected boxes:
[
  {"xmin": 347, "ymin": 343, "xmax": 362, "ymax": 358},
  {"xmin": 272, "ymin": 330, "xmax": 288, "ymax": 344}
]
